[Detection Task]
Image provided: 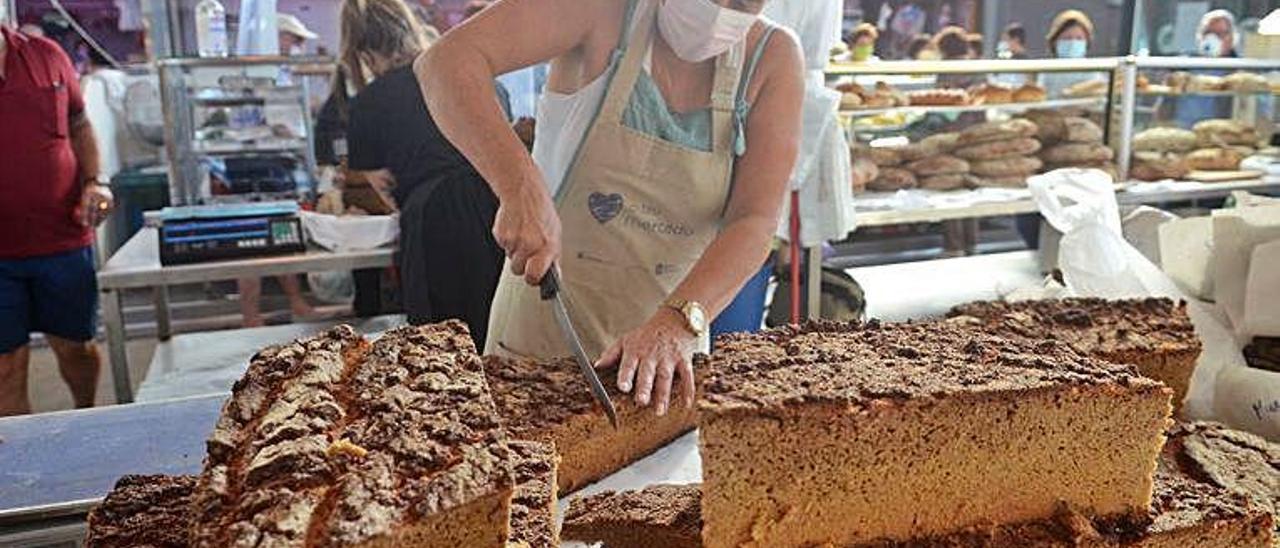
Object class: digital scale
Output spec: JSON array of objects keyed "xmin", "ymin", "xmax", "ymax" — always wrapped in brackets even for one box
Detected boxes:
[{"xmin": 157, "ymin": 201, "xmax": 305, "ymax": 265}]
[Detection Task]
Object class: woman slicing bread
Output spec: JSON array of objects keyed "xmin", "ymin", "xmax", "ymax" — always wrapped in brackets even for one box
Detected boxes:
[{"xmin": 418, "ymin": 0, "xmax": 802, "ymax": 415}]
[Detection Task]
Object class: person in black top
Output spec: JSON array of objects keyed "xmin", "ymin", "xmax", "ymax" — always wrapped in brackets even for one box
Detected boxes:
[{"xmin": 342, "ymin": 0, "xmax": 510, "ymax": 348}]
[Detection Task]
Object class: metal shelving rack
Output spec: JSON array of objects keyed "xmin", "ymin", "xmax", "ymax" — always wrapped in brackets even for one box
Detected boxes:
[{"xmin": 157, "ymin": 55, "xmax": 333, "ymax": 206}]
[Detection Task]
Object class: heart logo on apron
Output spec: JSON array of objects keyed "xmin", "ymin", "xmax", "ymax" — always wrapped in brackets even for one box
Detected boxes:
[{"xmin": 588, "ymin": 192, "xmax": 625, "ymax": 224}]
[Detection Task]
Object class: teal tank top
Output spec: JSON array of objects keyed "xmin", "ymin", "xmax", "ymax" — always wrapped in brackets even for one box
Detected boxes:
[{"xmin": 621, "ymin": 25, "xmax": 777, "ymax": 154}]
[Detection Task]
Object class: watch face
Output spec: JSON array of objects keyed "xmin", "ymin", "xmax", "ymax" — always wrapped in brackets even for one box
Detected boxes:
[{"xmin": 688, "ymin": 304, "xmax": 707, "ymax": 333}]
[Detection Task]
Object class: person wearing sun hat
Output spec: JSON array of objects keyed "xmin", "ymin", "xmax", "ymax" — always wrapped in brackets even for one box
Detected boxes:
[
  {"xmin": 277, "ymin": 12, "xmax": 318, "ymax": 55},
  {"xmin": 1041, "ymin": 9, "xmax": 1096, "ymax": 98}
]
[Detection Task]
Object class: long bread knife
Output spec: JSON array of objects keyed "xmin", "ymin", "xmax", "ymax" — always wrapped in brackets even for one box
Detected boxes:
[{"xmin": 540, "ymin": 267, "xmax": 620, "ymax": 428}]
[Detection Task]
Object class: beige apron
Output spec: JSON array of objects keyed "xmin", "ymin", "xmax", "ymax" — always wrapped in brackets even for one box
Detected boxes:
[{"xmin": 486, "ymin": 0, "xmax": 746, "ymax": 360}]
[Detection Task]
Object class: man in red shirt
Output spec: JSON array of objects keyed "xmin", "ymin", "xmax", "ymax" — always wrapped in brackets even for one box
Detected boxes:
[{"xmin": 0, "ymin": 24, "xmax": 114, "ymax": 415}]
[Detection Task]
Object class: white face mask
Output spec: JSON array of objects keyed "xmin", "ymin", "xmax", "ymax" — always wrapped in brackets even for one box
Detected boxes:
[
  {"xmin": 1199, "ymin": 34, "xmax": 1223, "ymax": 57},
  {"xmin": 658, "ymin": 0, "xmax": 758, "ymax": 63}
]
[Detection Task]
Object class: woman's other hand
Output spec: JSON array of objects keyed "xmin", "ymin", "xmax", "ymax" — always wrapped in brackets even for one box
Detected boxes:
[{"xmin": 596, "ymin": 309, "xmax": 698, "ymax": 416}]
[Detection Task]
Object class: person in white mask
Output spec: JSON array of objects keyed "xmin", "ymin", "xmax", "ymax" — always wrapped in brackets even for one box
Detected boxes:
[
  {"xmin": 418, "ymin": 0, "xmax": 802, "ymax": 416},
  {"xmin": 1173, "ymin": 10, "xmax": 1238, "ymax": 127}
]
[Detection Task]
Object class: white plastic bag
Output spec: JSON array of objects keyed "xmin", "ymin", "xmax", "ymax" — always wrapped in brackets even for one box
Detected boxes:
[
  {"xmin": 1027, "ymin": 169, "xmax": 1245, "ymax": 420},
  {"xmin": 1029, "ymin": 169, "xmax": 1147, "ymax": 297}
]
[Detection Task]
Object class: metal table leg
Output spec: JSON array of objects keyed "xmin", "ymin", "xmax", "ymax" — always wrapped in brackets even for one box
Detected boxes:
[
  {"xmin": 807, "ymin": 246, "xmax": 823, "ymax": 321},
  {"xmin": 101, "ymin": 288, "xmax": 133, "ymax": 404},
  {"xmin": 153, "ymin": 285, "xmax": 172, "ymax": 341}
]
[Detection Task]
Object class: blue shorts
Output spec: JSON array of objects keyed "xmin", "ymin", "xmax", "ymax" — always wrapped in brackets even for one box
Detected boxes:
[{"xmin": 0, "ymin": 247, "xmax": 98, "ymax": 353}]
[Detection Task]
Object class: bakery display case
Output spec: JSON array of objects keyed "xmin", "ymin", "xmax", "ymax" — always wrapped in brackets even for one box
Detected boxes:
[
  {"xmin": 1116, "ymin": 56, "xmax": 1280, "ymax": 183},
  {"xmin": 828, "ymin": 57, "xmax": 1280, "ymax": 227},
  {"xmin": 827, "ymin": 58, "xmax": 1123, "ymax": 223},
  {"xmin": 158, "ymin": 56, "xmax": 333, "ymax": 206}
]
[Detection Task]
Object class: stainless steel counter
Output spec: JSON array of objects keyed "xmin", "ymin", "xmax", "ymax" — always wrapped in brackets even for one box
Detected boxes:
[{"xmin": 0, "ymin": 395, "xmax": 223, "ymax": 532}]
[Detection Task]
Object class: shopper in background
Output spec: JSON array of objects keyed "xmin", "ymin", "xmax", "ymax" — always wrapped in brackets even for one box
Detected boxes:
[
  {"xmin": 0, "ymin": 24, "xmax": 113, "ymax": 415},
  {"xmin": 1041, "ymin": 9, "xmax": 1095, "ymax": 97},
  {"xmin": 934, "ymin": 26, "xmax": 979, "ymax": 86},
  {"xmin": 965, "ymin": 32, "xmax": 983, "ymax": 59},
  {"xmin": 999, "ymin": 23, "xmax": 1027, "ymax": 60},
  {"xmin": 277, "ymin": 13, "xmax": 318, "ymax": 56},
  {"xmin": 1173, "ymin": 10, "xmax": 1238, "ymax": 127},
  {"xmin": 905, "ymin": 32, "xmax": 935, "ymax": 60},
  {"xmin": 993, "ymin": 23, "xmax": 1031, "ymax": 87},
  {"xmin": 421, "ymin": 0, "xmax": 803, "ymax": 415},
  {"xmin": 342, "ymin": 0, "xmax": 511, "ymax": 348},
  {"xmin": 848, "ymin": 22, "xmax": 879, "ymax": 62}
]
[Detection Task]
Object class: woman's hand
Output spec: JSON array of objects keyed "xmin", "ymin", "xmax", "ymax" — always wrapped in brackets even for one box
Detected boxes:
[
  {"xmin": 493, "ymin": 182, "xmax": 561, "ymax": 286},
  {"xmin": 597, "ymin": 309, "xmax": 698, "ymax": 416}
]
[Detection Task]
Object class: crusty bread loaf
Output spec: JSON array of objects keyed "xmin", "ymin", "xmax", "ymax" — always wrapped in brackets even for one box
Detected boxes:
[
  {"xmin": 905, "ymin": 155, "xmax": 969, "ymax": 177},
  {"xmin": 1131, "ymin": 151, "xmax": 1190, "ymax": 181},
  {"xmin": 562, "ymin": 422, "xmax": 1277, "ymax": 548},
  {"xmin": 562, "ymin": 484, "xmax": 703, "ymax": 548},
  {"xmin": 970, "ymin": 83, "xmax": 1013, "ymax": 105},
  {"xmin": 1224, "ymin": 72, "xmax": 1269, "ymax": 93},
  {"xmin": 918, "ymin": 173, "xmax": 971, "ymax": 191},
  {"xmin": 1187, "ymin": 74, "xmax": 1227, "ymax": 92},
  {"xmin": 949, "ymin": 298, "xmax": 1201, "ymax": 413},
  {"xmin": 907, "ymin": 89, "xmax": 970, "ymax": 106},
  {"xmin": 897, "ymin": 142, "xmax": 937, "ymax": 163},
  {"xmin": 188, "ymin": 323, "xmax": 516, "ymax": 548},
  {"xmin": 1063, "ymin": 78, "xmax": 1108, "ymax": 97},
  {"xmin": 855, "ymin": 145, "xmax": 903, "ymax": 167},
  {"xmin": 698, "ymin": 320, "xmax": 1172, "ymax": 547},
  {"xmin": 1194, "ymin": 119, "xmax": 1258, "ymax": 147},
  {"xmin": 484, "ymin": 355, "xmax": 700, "ymax": 496},
  {"xmin": 1020, "ymin": 110, "xmax": 1067, "ymax": 145},
  {"xmin": 970, "ymin": 156, "xmax": 1043, "ymax": 178},
  {"xmin": 1040, "ymin": 142, "xmax": 1115, "ymax": 165},
  {"xmin": 957, "ymin": 119, "xmax": 1039, "ymax": 146},
  {"xmin": 919, "ymin": 132, "xmax": 961, "ymax": 153},
  {"xmin": 1186, "ymin": 147, "xmax": 1245, "ymax": 171},
  {"xmin": 868, "ymin": 168, "xmax": 917, "ymax": 191},
  {"xmin": 1012, "ymin": 83, "xmax": 1047, "ymax": 103},
  {"xmin": 1063, "ymin": 117, "xmax": 1104, "ymax": 143},
  {"xmin": 1134, "ymin": 127, "xmax": 1198, "ymax": 153},
  {"xmin": 954, "ymin": 137, "xmax": 1041, "ymax": 160},
  {"xmin": 86, "ymin": 475, "xmax": 195, "ymax": 548},
  {"xmin": 507, "ymin": 441, "xmax": 559, "ymax": 548}
]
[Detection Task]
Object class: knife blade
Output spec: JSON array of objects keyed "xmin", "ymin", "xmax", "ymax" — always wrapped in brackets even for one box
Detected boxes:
[{"xmin": 540, "ymin": 267, "xmax": 620, "ymax": 428}]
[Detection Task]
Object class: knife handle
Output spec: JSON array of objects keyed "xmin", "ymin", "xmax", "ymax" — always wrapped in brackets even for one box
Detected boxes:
[{"xmin": 539, "ymin": 265, "xmax": 560, "ymax": 301}]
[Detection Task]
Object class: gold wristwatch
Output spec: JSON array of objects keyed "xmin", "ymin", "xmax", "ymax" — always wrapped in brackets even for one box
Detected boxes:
[{"xmin": 662, "ymin": 297, "xmax": 707, "ymax": 337}]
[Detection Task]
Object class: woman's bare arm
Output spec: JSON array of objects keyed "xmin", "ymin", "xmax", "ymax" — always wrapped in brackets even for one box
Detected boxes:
[{"xmin": 416, "ymin": 0, "xmax": 614, "ymax": 284}]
